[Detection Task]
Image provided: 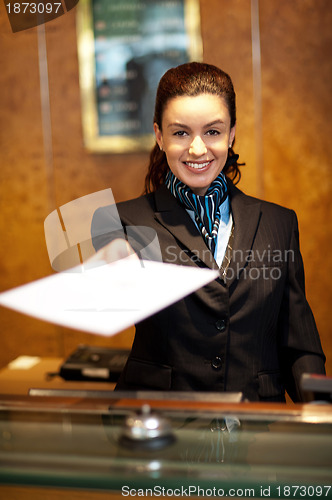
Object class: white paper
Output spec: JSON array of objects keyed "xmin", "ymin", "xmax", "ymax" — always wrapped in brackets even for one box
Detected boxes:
[{"xmin": 0, "ymin": 260, "xmax": 219, "ymax": 337}]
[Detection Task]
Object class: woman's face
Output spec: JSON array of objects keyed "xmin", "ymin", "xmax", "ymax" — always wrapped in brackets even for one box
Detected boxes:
[{"xmin": 154, "ymin": 94, "xmax": 236, "ymax": 195}]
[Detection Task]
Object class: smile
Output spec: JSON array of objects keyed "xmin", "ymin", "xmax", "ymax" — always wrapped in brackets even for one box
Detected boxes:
[{"xmin": 184, "ymin": 161, "xmax": 212, "ymax": 170}]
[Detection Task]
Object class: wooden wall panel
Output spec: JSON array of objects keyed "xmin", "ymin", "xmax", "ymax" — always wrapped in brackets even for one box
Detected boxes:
[
  {"xmin": 0, "ymin": 5, "xmax": 61, "ymax": 366},
  {"xmin": 0, "ymin": 0, "xmax": 331, "ymax": 377},
  {"xmin": 259, "ymin": 0, "xmax": 332, "ymax": 368}
]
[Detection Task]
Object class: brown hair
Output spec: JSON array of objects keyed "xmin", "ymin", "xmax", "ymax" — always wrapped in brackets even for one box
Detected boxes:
[{"xmin": 144, "ymin": 62, "xmax": 243, "ymax": 193}]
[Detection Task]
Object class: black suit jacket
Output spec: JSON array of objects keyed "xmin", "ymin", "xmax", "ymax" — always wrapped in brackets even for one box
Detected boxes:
[{"xmin": 91, "ymin": 181, "xmax": 325, "ymax": 401}]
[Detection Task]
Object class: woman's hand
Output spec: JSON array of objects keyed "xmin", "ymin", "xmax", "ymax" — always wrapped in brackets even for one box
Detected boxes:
[{"xmin": 88, "ymin": 238, "xmax": 139, "ymax": 265}]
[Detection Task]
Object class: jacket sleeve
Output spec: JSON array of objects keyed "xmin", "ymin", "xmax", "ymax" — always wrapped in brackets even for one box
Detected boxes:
[{"xmin": 278, "ymin": 211, "xmax": 326, "ymax": 402}]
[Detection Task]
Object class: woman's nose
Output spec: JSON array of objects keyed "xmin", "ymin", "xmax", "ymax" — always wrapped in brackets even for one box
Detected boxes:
[{"xmin": 189, "ymin": 135, "xmax": 207, "ymax": 156}]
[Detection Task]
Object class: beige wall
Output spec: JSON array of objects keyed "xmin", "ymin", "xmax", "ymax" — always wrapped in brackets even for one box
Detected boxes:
[{"xmin": 0, "ymin": 0, "xmax": 331, "ymax": 375}]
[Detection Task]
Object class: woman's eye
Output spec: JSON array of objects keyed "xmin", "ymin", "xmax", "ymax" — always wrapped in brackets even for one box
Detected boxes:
[
  {"xmin": 206, "ymin": 129, "xmax": 220, "ymax": 136},
  {"xmin": 173, "ymin": 130, "xmax": 188, "ymax": 137}
]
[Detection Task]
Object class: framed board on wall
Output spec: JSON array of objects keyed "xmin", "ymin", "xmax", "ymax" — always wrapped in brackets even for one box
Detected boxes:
[{"xmin": 76, "ymin": 0, "xmax": 202, "ymax": 153}]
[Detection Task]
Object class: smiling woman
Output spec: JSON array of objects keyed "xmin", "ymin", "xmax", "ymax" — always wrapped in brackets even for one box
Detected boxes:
[
  {"xmin": 145, "ymin": 62, "xmax": 240, "ymax": 194},
  {"xmin": 153, "ymin": 94, "xmax": 235, "ymax": 195},
  {"xmin": 91, "ymin": 62, "xmax": 326, "ymax": 402}
]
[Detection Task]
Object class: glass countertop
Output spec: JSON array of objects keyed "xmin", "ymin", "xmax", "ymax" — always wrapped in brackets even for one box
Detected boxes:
[{"xmin": 0, "ymin": 393, "xmax": 331, "ymax": 497}]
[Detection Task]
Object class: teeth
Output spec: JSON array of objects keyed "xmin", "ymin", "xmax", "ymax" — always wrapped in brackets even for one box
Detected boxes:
[{"xmin": 186, "ymin": 161, "xmax": 210, "ymax": 169}]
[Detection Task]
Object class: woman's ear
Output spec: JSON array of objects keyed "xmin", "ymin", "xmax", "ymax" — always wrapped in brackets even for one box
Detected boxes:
[{"xmin": 154, "ymin": 123, "xmax": 163, "ymax": 151}]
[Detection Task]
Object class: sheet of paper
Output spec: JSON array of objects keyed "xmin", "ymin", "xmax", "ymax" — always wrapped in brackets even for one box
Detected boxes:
[{"xmin": 0, "ymin": 260, "xmax": 219, "ymax": 337}]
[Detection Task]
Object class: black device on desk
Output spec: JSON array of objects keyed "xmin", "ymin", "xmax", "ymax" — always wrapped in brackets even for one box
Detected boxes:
[{"xmin": 59, "ymin": 345, "xmax": 130, "ymax": 382}]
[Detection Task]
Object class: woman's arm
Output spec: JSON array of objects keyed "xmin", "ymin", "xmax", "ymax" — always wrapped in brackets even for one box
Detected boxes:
[{"xmin": 278, "ymin": 211, "xmax": 326, "ymax": 401}]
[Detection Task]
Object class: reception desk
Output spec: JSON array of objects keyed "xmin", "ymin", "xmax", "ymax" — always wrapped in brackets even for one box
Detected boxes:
[{"xmin": 0, "ymin": 391, "xmax": 331, "ymax": 499}]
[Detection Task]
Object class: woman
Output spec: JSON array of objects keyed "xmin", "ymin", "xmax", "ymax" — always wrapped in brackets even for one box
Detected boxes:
[{"xmin": 92, "ymin": 62, "xmax": 325, "ymax": 402}]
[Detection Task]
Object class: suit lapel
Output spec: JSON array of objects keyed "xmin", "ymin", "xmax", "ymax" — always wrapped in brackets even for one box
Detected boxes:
[
  {"xmin": 153, "ymin": 183, "xmax": 262, "ymax": 281},
  {"xmin": 153, "ymin": 185, "xmax": 219, "ymax": 270},
  {"xmin": 226, "ymin": 182, "xmax": 262, "ymax": 286}
]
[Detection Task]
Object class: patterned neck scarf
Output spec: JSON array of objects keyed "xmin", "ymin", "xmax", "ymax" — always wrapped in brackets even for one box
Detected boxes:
[{"xmin": 165, "ymin": 169, "xmax": 229, "ymax": 255}]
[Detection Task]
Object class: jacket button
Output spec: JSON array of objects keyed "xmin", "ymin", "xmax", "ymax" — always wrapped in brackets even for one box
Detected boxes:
[
  {"xmin": 211, "ymin": 356, "xmax": 223, "ymax": 370},
  {"xmin": 215, "ymin": 319, "xmax": 226, "ymax": 332}
]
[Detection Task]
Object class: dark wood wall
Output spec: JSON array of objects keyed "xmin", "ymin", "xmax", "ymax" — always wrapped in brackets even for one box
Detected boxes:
[{"xmin": 0, "ymin": 0, "xmax": 331, "ymax": 375}]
